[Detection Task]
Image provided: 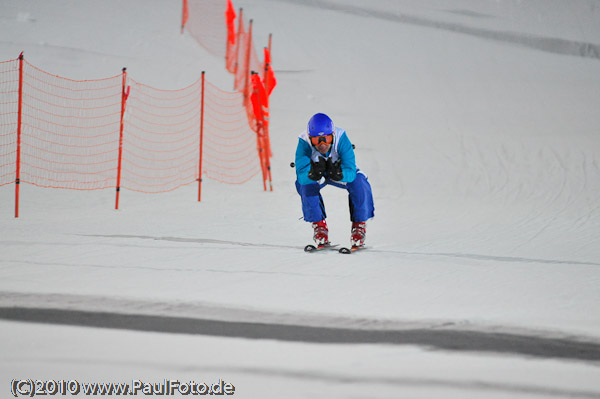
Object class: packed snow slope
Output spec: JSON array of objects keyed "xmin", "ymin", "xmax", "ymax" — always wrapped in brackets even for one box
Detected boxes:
[{"xmin": 1, "ymin": 0, "xmax": 600, "ymax": 398}]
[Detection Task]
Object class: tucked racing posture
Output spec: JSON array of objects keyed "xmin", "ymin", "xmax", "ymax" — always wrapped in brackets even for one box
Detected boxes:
[{"xmin": 295, "ymin": 113, "xmax": 375, "ymax": 249}]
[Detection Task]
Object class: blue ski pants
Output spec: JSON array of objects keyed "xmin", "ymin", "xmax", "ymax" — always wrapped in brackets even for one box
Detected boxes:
[{"xmin": 295, "ymin": 172, "xmax": 374, "ymax": 223}]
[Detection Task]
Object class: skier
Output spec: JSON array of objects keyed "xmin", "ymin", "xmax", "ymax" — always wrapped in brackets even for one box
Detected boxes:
[{"xmin": 295, "ymin": 113, "xmax": 374, "ymax": 249}]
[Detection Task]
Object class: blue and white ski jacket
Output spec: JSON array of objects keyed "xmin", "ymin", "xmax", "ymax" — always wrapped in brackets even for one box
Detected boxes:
[{"xmin": 295, "ymin": 126, "xmax": 357, "ymax": 186}]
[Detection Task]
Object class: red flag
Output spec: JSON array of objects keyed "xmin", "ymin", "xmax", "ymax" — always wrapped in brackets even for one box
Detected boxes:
[
  {"xmin": 251, "ymin": 73, "xmax": 268, "ymax": 117},
  {"xmin": 263, "ymin": 47, "xmax": 277, "ymax": 96},
  {"xmin": 226, "ymin": 0, "xmax": 236, "ymax": 45},
  {"xmin": 181, "ymin": 0, "xmax": 189, "ymax": 31}
]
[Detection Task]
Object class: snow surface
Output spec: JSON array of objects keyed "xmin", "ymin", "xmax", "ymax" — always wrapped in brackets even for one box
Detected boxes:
[{"xmin": 1, "ymin": 0, "xmax": 600, "ymax": 397}]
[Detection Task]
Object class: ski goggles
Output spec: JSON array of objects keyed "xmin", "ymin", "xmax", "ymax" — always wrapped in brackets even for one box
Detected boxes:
[{"xmin": 310, "ymin": 134, "xmax": 333, "ymax": 146}]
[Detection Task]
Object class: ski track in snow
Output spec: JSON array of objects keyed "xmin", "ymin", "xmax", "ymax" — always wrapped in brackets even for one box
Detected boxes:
[{"xmin": 75, "ymin": 234, "xmax": 600, "ymax": 267}]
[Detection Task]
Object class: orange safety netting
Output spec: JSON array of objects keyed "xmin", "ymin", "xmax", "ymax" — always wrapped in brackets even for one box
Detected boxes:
[
  {"xmin": 183, "ymin": 0, "xmax": 268, "ymax": 124},
  {"xmin": 0, "ymin": 59, "xmax": 18, "ymax": 187},
  {"xmin": 121, "ymin": 77, "xmax": 202, "ymax": 193},
  {"xmin": 19, "ymin": 60, "xmax": 122, "ymax": 190},
  {"xmin": 120, "ymin": 77, "xmax": 260, "ymax": 193},
  {"xmin": 184, "ymin": 0, "xmax": 227, "ymax": 59},
  {"xmin": 3, "ymin": 0, "xmax": 279, "ymax": 216},
  {"xmin": 182, "ymin": 0, "xmax": 275, "ymax": 192},
  {"xmin": 203, "ymin": 80, "xmax": 261, "ymax": 184},
  {"xmin": 232, "ymin": 16, "xmax": 264, "ymax": 98},
  {"xmin": 181, "ymin": 0, "xmax": 276, "ymax": 191},
  {"xmin": 0, "ymin": 55, "xmax": 269, "ymax": 216}
]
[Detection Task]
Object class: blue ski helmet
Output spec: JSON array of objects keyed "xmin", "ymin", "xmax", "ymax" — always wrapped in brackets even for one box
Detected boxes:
[{"xmin": 308, "ymin": 113, "xmax": 334, "ymax": 137}]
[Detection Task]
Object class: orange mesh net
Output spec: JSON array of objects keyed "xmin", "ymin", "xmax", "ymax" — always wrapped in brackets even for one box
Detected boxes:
[
  {"xmin": 3, "ymin": 0, "xmax": 278, "ymax": 215},
  {"xmin": 184, "ymin": 1, "xmax": 266, "ymax": 125},
  {"xmin": 184, "ymin": 0, "xmax": 227, "ymax": 58},
  {"xmin": 121, "ymin": 78, "xmax": 202, "ymax": 193},
  {"xmin": 182, "ymin": 0, "xmax": 274, "ymax": 191},
  {"xmin": 120, "ymin": 77, "xmax": 261, "ymax": 193},
  {"xmin": 19, "ymin": 60, "xmax": 122, "ymax": 190},
  {"xmin": 203, "ymin": 80, "xmax": 261, "ymax": 184},
  {"xmin": 232, "ymin": 16, "xmax": 264, "ymax": 104},
  {"xmin": 0, "ymin": 55, "xmax": 267, "ymax": 216}
]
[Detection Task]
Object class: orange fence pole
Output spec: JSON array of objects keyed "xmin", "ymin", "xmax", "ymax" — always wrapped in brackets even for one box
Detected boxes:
[
  {"xmin": 260, "ymin": 35, "xmax": 274, "ymax": 191},
  {"xmin": 15, "ymin": 53, "xmax": 24, "ymax": 218},
  {"xmin": 266, "ymin": 35, "xmax": 274, "ymax": 191},
  {"xmin": 260, "ymin": 62, "xmax": 273, "ymax": 192},
  {"xmin": 181, "ymin": 0, "xmax": 188, "ymax": 34},
  {"xmin": 234, "ymin": 8, "xmax": 244, "ymax": 78},
  {"xmin": 243, "ymin": 19, "xmax": 253, "ymax": 105},
  {"xmin": 250, "ymin": 72, "xmax": 267, "ymax": 191},
  {"xmin": 263, "ymin": 60, "xmax": 273, "ymax": 156},
  {"xmin": 115, "ymin": 67, "xmax": 127, "ymax": 210},
  {"xmin": 264, "ymin": 120, "xmax": 273, "ymax": 191},
  {"xmin": 268, "ymin": 33, "xmax": 272, "ymax": 57},
  {"xmin": 261, "ymin": 131, "xmax": 272, "ymax": 191},
  {"xmin": 198, "ymin": 71, "xmax": 205, "ymax": 202},
  {"xmin": 257, "ymin": 134, "xmax": 267, "ymax": 192}
]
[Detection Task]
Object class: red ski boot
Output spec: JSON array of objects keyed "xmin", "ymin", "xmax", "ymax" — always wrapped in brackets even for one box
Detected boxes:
[
  {"xmin": 312, "ymin": 220, "xmax": 329, "ymax": 247},
  {"xmin": 350, "ymin": 222, "xmax": 366, "ymax": 248}
]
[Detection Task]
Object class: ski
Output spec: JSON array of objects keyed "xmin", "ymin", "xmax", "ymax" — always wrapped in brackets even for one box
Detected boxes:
[
  {"xmin": 339, "ymin": 245, "xmax": 366, "ymax": 254},
  {"xmin": 304, "ymin": 243, "xmax": 338, "ymax": 252},
  {"xmin": 305, "ymin": 243, "xmax": 366, "ymax": 254}
]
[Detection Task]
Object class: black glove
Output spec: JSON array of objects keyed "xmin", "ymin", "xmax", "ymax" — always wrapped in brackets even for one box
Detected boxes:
[
  {"xmin": 326, "ymin": 158, "xmax": 343, "ymax": 181},
  {"xmin": 308, "ymin": 157, "xmax": 327, "ymax": 181}
]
